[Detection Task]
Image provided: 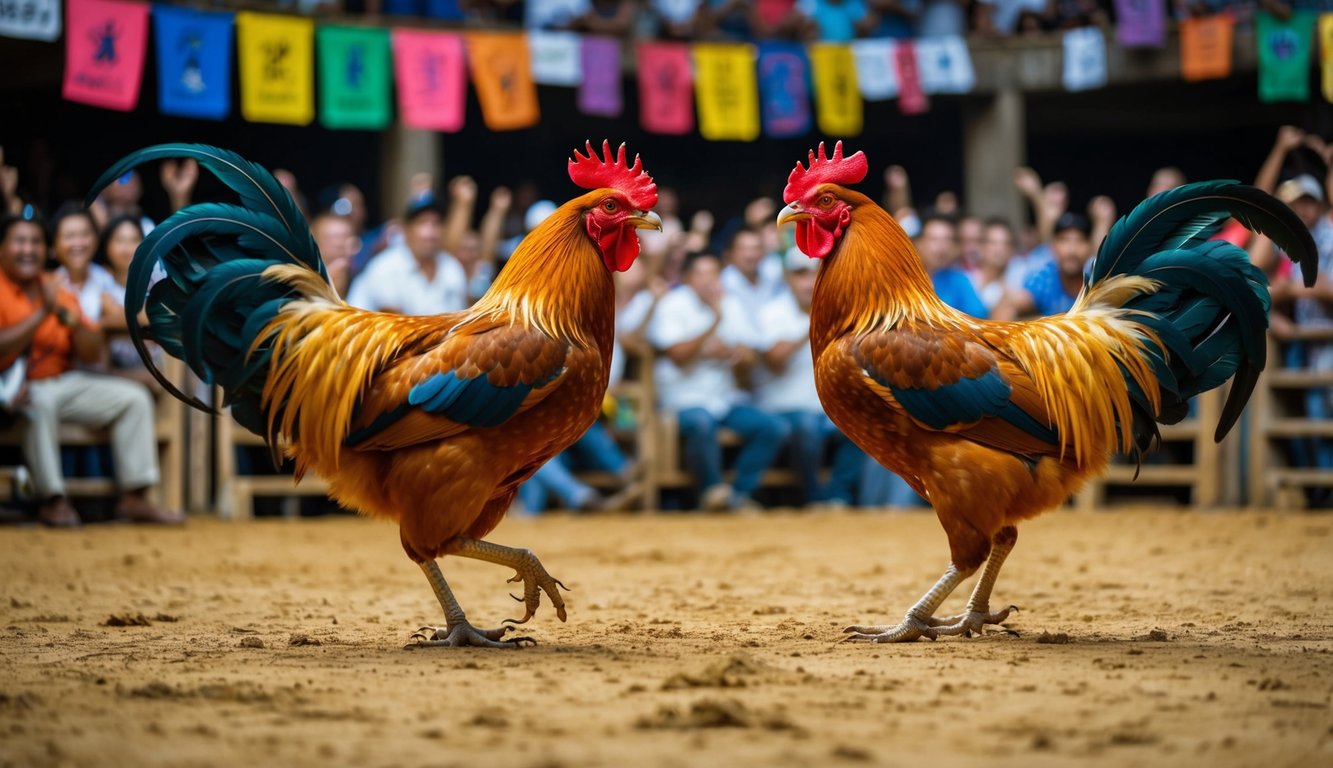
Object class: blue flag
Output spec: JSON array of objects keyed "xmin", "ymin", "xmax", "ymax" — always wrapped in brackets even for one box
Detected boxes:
[
  {"xmin": 757, "ymin": 42, "xmax": 811, "ymax": 139},
  {"xmin": 153, "ymin": 5, "xmax": 233, "ymax": 120}
]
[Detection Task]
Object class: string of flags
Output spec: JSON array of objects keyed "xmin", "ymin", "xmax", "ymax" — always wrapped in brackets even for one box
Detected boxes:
[{"xmin": 0, "ymin": 0, "xmax": 1327, "ymax": 137}]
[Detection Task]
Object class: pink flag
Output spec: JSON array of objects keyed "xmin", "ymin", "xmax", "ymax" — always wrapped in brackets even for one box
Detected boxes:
[
  {"xmin": 392, "ymin": 29, "xmax": 466, "ymax": 133},
  {"xmin": 62, "ymin": 0, "xmax": 150, "ymax": 111},
  {"xmin": 894, "ymin": 41, "xmax": 928, "ymax": 115},
  {"xmin": 636, "ymin": 41, "xmax": 693, "ymax": 135}
]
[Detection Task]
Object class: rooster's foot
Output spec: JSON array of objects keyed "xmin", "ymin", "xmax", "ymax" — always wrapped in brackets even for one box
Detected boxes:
[
  {"xmin": 927, "ymin": 605, "xmax": 1019, "ymax": 637},
  {"xmin": 842, "ymin": 616, "xmax": 938, "ymax": 643},
  {"xmin": 503, "ymin": 552, "xmax": 569, "ymax": 625},
  {"xmin": 405, "ymin": 623, "xmax": 535, "ymax": 649}
]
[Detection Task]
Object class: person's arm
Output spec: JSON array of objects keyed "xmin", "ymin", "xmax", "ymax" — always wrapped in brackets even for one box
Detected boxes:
[
  {"xmin": 1255, "ymin": 125, "xmax": 1306, "ymax": 193},
  {"xmin": 1013, "ymin": 167, "xmax": 1056, "ymax": 245},
  {"xmin": 0, "ymin": 146, "xmax": 21, "ymax": 216},
  {"xmin": 618, "ymin": 283, "xmax": 668, "ymax": 357},
  {"xmin": 762, "ymin": 336, "xmax": 806, "ymax": 373},
  {"xmin": 160, "ymin": 158, "xmax": 199, "ymax": 214},
  {"xmin": 478, "ymin": 186, "xmax": 511, "ymax": 266},
  {"xmin": 443, "ymin": 176, "xmax": 477, "ymax": 256},
  {"xmin": 664, "ymin": 313, "xmax": 722, "ymax": 367},
  {"xmin": 1087, "ymin": 195, "xmax": 1116, "ymax": 254},
  {"xmin": 69, "ymin": 314, "xmax": 105, "ymax": 365},
  {"xmin": 0, "ymin": 304, "xmax": 51, "ymax": 359},
  {"xmin": 1248, "ymin": 235, "xmax": 1280, "ymax": 276}
]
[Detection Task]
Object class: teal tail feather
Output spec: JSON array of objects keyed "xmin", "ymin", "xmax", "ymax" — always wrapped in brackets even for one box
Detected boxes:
[
  {"xmin": 88, "ymin": 144, "xmax": 328, "ymax": 440},
  {"xmin": 1088, "ymin": 180, "xmax": 1317, "ymax": 456}
]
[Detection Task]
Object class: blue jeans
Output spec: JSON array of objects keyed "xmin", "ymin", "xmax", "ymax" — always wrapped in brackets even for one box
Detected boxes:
[
  {"xmin": 517, "ymin": 422, "xmax": 626, "ymax": 514},
  {"xmin": 777, "ymin": 411, "xmax": 863, "ymax": 504},
  {"xmin": 859, "ymin": 460, "xmax": 928, "ymax": 508},
  {"xmin": 677, "ymin": 405, "xmax": 790, "ymax": 498}
]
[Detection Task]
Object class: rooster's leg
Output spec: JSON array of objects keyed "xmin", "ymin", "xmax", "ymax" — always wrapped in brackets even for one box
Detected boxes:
[
  {"xmin": 451, "ymin": 538, "xmax": 569, "ymax": 624},
  {"xmin": 843, "ymin": 565, "xmax": 971, "ymax": 643},
  {"xmin": 405, "ymin": 561, "xmax": 535, "ymax": 649},
  {"xmin": 928, "ymin": 526, "xmax": 1020, "ymax": 637}
]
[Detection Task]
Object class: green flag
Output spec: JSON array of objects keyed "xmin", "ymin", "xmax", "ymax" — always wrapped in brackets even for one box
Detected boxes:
[
  {"xmin": 1257, "ymin": 11, "xmax": 1316, "ymax": 103},
  {"xmin": 318, "ymin": 25, "xmax": 392, "ymax": 130}
]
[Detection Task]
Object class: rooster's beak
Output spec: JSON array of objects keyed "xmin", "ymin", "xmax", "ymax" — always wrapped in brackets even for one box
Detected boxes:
[
  {"xmin": 777, "ymin": 203, "xmax": 809, "ymax": 228},
  {"xmin": 629, "ymin": 211, "xmax": 663, "ymax": 231}
]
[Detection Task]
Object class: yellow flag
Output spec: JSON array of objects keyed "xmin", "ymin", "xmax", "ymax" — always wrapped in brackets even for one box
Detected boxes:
[
  {"xmin": 693, "ymin": 43, "xmax": 759, "ymax": 142},
  {"xmin": 809, "ymin": 44, "xmax": 862, "ymax": 137},
  {"xmin": 1322, "ymin": 14, "xmax": 1333, "ymax": 102},
  {"xmin": 236, "ymin": 12, "xmax": 314, "ymax": 126}
]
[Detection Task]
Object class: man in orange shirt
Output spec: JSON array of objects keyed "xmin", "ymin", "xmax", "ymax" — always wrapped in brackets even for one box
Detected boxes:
[{"xmin": 0, "ymin": 209, "xmax": 182, "ymax": 527}]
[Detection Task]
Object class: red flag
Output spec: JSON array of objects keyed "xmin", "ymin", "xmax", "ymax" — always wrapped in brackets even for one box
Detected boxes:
[
  {"xmin": 894, "ymin": 41, "xmax": 928, "ymax": 115},
  {"xmin": 63, "ymin": 0, "xmax": 150, "ymax": 111}
]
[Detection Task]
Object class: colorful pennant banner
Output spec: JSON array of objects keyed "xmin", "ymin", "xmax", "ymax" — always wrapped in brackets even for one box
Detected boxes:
[
  {"xmin": 467, "ymin": 32, "xmax": 539, "ymax": 131},
  {"xmin": 0, "ymin": 0, "xmax": 60, "ymax": 41},
  {"xmin": 1179, "ymin": 14, "xmax": 1234, "ymax": 82},
  {"xmin": 392, "ymin": 29, "xmax": 466, "ymax": 132},
  {"xmin": 236, "ymin": 11, "xmax": 314, "ymax": 125},
  {"xmin": 636, "ymin": 41, "xmax": 694, "ymax": 135},
  {"xmin": 809, "ymin": 43, "xmax": 862, "ymax": 136},
  {"xmin": 1113, "ymin": 0, "xmax": 1166, "ymax": 49},
  {"xmin": 153, "ymin": 6, "xmax": 232, "ymax": 120},
  {"xmin": 1257, "ymin": 11, "xmax": 1316, "ymax": 103},
  {"xmin": 579, "ymin": 36, "xmax": 622, "ymax": 117},
  {"xmin": 757, "ymin": 42, "xmax": 811, "ymax": 138},
  {"xmin": 694, "ymin": 43, "xmax": 760, "ymax": 142},
  {"xmin": 63, "ymin": 0, "xmax": 150, "ymax": 112},
  {"xmin": 318, "ymin": 25, "xmax": 392, "ymax": 130}
]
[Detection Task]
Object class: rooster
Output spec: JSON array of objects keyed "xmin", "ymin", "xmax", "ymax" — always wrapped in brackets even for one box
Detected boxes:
[
  {"xmin": 776, "ymin": 142, "xmax": 1317, "ymax": 643},
  {"xmin": 89, "ymin": 141, "xmax": 661, "ymax": 648}
]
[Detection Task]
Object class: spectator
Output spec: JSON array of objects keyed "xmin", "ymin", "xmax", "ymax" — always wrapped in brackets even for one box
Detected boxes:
[
  {"xmin": 0, "ymin": 210, "xmax": 182, "ymax": 527},
  {"xmin": 1009, "ymin": 211, "xmax": 1093, "ymax": 317},
  {"xmin": 969, "ymin": 217, "xmax": 1023, "ymax": 317},
  {"xmin": 917, "ymin": 213, "xmax": 988, "ymax": 319},
  {"xmin": 89, "ymin": 170, "xmax": 154, "ymax": 235},
  {"xmin": 795, "ymin": 0, "xmax": 867, "ymax": 42},
  {"xmin": 94, "ymin": 214, "xmax": 166, "ymax": 388},
  {"xmin": 346, "ymin": 194, "xmax": 468, "ymax": 314},
  {"xmin": 515, "ymin": 421, "xmax": 633, "ymax": 513},
  {"xmin": 569, "ymin": 0, "xmax": 636, "ymax": 35},
  {"xmin": 916, "ymin": 0, "xmax": 967, "ymax": 37},
  {"xmin": 697, "ymin": 0, "xmax": 757, "ymax": 39},
  {"xmin": 720, "ymin": 226, "xmax": 785, "ymax": 322},
  {"xmin": 856, "ymin": 0, "xmax": 920, "ymax": 39},
  {"xmin": 756, "ymin": 248, "xmax": 862, "ymax": 506},
  {"xmin": 1, "ymin": 146, "xmax": 24, "ymax": 217},
  {"xmin": 649, "ymin": 0, "xmax": 703, "ymax": 38},
  {"xmin": 974, "ymin": 0, "xmax": 1047, "ymax": 37},
  {"xmin": 525, "ymin": 0, "xmax": 591, "ymax": 28},
  {"xmin": 649, "ymin": 250, "xmax": 789, "ymax": 511},
  {"xmin": 49, "ymin": 206, "xmax": 117, "ymax": 325},
  {"xmin": 958, "ymin": 214, "xmax": 983, "ymax": 271},
  {"xmin": 310, "ymin": 211, "xmax": 361, "ymax": 298}
]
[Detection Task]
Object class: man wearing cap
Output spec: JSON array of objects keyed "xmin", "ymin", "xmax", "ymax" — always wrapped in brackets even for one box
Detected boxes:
[
  {"xmin": 754, "ymin": 248, "xmax": 863, "ymax": 507},
  {"xmin": 1006, "ymin": 211, "xmax": 1093, "ymax": 317},
  {"xmin": 345, "ymin": 193, "xmax": 468, "ymax": 315}
]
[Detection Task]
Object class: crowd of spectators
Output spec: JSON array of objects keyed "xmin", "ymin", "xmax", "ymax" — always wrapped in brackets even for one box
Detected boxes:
[
  {"xmin": 3, "ymin": 121, "xmax": 1332, "ymax": 520},
  {"xmin": 271, "ymin": 0, "xmax": 1270, "ymax": 40}
]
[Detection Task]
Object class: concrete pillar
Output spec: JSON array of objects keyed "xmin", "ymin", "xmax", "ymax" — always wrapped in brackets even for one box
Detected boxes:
[
  {"xmin": 379, "ymin": 124, "xmax": 442, "ymax": 220},
  {"xmin": 962, "ymin": 87, "xmax": 1025, "ymax": 228}
]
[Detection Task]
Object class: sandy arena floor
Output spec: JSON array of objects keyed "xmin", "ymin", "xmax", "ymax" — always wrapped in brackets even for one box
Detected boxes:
[{"xmin": 1, "ymin": 509, "xmax": 1331, "ymax": 768}]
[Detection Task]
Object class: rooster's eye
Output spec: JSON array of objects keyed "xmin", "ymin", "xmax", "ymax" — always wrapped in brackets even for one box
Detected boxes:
[
  {"xmin": 819, "ymin": 195, "xmax": 834, "ymax": 208},
  {"xmin": 603, "ymin": 199, "xmax": 618, "ymax": 212}
]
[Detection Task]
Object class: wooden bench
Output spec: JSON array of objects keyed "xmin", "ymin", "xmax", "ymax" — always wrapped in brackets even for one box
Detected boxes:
[
  {"xmin": 1072, "ymin": 386, "xmax": 1232, "ymax": 511},
  {"xmin": 213, "ymin": 400, "xmax": 329, "ymax": 520},
  {"xmin": 0, "ymin": 357, "xmax": 185, "ymax": 511},
  {"xmin": 1247, "ymin": 326, "xmax": 1333, "ymax": 510}
]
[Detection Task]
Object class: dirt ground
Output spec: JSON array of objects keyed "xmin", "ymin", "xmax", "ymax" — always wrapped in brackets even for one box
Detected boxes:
[{"xmin": 1, "ymin": 508, "xmax": 1331, "ymax": 768}]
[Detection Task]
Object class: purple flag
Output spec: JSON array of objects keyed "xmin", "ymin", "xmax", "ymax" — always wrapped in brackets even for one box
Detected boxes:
[
  {"xmin": 1114, "ymin": 0, "xmax": 1165, "ymax": 48},
  {"xmin": 757, "ymin": 42, "xmax": 811, "ymax": 138},
  {"xmin": 579, "ymin": 36, "xmax": 622, "ymax": 117}
]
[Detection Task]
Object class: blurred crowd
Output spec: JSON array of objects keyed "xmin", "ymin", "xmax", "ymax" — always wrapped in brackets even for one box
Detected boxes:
[
  {"xmin": 3, "ymin": 122, "xmax": 1332, "ymax": 522},
  {"xmin": 256, "ymin": 0, "xmax": 1272, "ymax": 40}
]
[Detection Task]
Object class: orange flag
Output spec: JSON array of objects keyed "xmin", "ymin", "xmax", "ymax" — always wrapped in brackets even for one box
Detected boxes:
[
  {"xmin": 466, "ymin": 32, "xmax": 539, "ymax": 131},
  {"xmin": 1179, "ymin": 14, "xmax": 1234, "ymax": 82}
]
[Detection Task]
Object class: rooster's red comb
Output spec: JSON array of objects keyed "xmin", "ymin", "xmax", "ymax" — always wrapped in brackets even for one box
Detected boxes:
[
  {"xmin": 784, "ymin": 141, "xmax": 868, "ymax": 203},
  {"xmin": 568, "ymin": 140, "xmax": 657, "ymax": 210}
]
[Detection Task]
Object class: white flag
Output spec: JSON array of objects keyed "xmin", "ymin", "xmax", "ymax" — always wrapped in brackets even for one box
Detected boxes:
[
  {"xmin": 850, "ymin": 38, "xmax": 899, "ymax": 101},
  {"xmin": 528, "ymin": 31, "xmax": 582, "ymax": 86},
  {"xmin": 1062, "ymin": 26, "xmax": 1108, "ymax": 92},
  {"xmin": 0, "ymin": 0, "xmax": 60, "ymax": 42},
  {"xmin": 914, "ymin": 36, "xmax": 974, "ymax": 94}
]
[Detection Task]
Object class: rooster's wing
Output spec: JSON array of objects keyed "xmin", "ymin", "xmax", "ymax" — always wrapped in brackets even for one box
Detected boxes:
[
  {"xmin": 845, "ymin": 323, "xmax": 1061, "ymax": 459},
  {"xmin": 345, "ymin": 320, "xmax": 571, "ymax": 452}
]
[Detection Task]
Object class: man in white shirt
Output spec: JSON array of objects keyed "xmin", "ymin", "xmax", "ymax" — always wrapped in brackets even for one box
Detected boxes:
[
  {"xmin": 720, "ymin": 227, "xmax": 786, "ymax": 328},
  {"xmin": 755, "ymin": 248, "xmax": 863, "ymax": 506},
  {"xmin": 346, "ymin": 194, "xmax": 468, "ymax": 315},
  {"xmin": 649, "ymin": 251, "xmax": 789, "ymax": 511}
]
